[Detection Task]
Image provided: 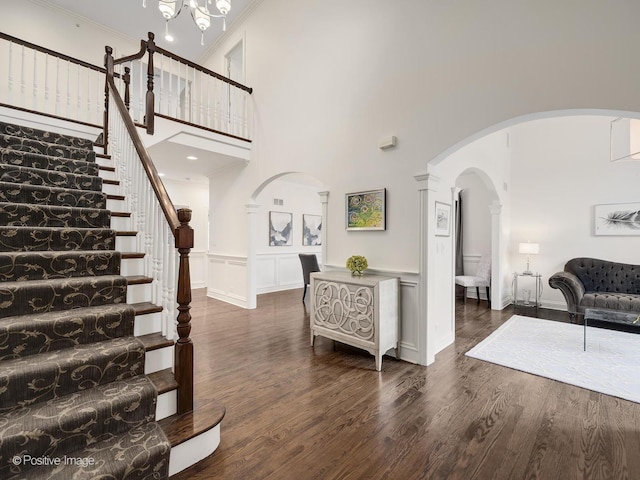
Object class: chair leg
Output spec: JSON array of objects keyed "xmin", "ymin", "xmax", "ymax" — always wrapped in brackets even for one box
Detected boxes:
[
  {"xmin": 302, "ymin": 284, "xmax": 307, "ymax": 301},
  {"xmin": 462, "ymin": 288, "xmax": 467, "ymax": 303},
  {"xmin": 476, "ymin": 287, "xmax": 480, "ymax": 304},
  {"xmin": 486, "ymin": 286, "xmax": 491, "ymax": 308}
]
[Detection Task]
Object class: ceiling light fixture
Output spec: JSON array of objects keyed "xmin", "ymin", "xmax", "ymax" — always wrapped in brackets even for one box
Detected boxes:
[
  {"xmin": 142, "ymin": 0, "xmax": 231, "ymax": 46},
  {"xmin": 187, "ymin": 155, "xmax": 198, "ymax": 160}
]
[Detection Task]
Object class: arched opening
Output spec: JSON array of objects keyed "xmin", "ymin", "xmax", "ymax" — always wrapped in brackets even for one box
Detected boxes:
[
  {"xmin": 422, "ymin": 109, "xmax": 640, "ymax": 364},
  {"xmin": 246, "ymin": 171, "xmax": 327, "ymax": 308}
]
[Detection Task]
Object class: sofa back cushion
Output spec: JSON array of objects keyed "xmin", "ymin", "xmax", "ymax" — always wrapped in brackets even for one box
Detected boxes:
[{"xmin": 565, "ymin": 257, "xmax": 640, "ymax": 294}]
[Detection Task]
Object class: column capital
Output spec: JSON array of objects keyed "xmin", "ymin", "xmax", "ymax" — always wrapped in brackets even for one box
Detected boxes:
[
  {"xmin": 318, "ymin": 191, "xmax": 330, "ymax": 203},
  {"xmin": 415, "ymin": 173, "xmax": 440, "ymax": 191}
]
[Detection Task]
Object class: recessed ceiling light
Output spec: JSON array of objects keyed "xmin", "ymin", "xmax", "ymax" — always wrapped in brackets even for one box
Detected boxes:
[
  {"xmin": 187, "ymin": 155, "xmax": 198, "ymax": 160},
  {"xmin": 164, "ymin": 33, "xmax": 174, "ymax": 42},
  {"xmin": 159, "ymin": 173, "xmax": 166, "ymax": 177}
]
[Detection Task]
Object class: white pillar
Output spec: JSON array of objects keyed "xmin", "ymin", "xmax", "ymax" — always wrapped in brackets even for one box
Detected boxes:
[
  {"xmin": 489, "ymin": 201, "xmax": 503, "ymax": 310},
  {"xmin": 318, "ymin": 191, "xmax": 329, "ymax": 268},
  {"xmin": 415, "ymin": 172, "xmax": 440, "ymax": 366},
  {"xmin": 245, "ymin": 202, "xmax": 259, "ymax": 309}
]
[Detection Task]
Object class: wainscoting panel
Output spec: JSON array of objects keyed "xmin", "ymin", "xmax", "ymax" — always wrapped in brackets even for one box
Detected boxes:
[
  {"xmin": 190, "ymin": 251, "xmax": 208, "ymax": 289},
  {"xmin": 207, "ymin": 254, "xmax": 248, "ymax": 308},
  {"xmin": 256, "ymin": 251, "xmax": 322, "ymax": 294}
]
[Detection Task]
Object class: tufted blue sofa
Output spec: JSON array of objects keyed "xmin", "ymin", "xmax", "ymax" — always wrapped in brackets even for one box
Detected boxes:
[{"xmin": 549, "ymin": 257, "xmax": 640, "ymax": 320}]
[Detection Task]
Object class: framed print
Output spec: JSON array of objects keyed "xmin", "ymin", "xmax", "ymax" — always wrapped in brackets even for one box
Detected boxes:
[
  {"xmin": 346, "ymin": 188, "xmax": 386, "ymax": 231},
  {"xmin": 269, "ymin": 211, "xmax": 293, "ymax": 245},
  {"xmin": 594, "ymin": 202, "xmax": 640, "ymax": 236},
  {"xmin": 435, "ymin": 201, "xmax": 451, "ymax": 237},
  {"xmin": 303, "ymin": 214, "xmax": 322, "ymax": 246}
]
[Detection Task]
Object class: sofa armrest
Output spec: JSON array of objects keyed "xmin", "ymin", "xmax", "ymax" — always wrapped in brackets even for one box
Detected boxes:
[{"xmin": 548, "ymin": 271, "xmax": 585, "ymax": 315}]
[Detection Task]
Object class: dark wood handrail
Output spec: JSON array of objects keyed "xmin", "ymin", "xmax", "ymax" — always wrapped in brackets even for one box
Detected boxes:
[
  {"xmin": 155, "ymin": 44, "xmax": 253, "ymax": 94},
  {"xmin": 113, "ymin": 40, "xmax": 147, "ymax": 65},
  {"xmin": 104, "ymin": 53, "xmax": 179, "ymax": 232}
]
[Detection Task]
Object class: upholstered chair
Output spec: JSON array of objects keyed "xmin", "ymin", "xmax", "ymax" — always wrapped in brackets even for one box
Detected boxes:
[
  {"xmin": 299, "ymin": 254, "xmax": 320, "ymax": 301},
  {"xmin": 455, "ymin": 254, "xmax": 491, "ymax": 307}
]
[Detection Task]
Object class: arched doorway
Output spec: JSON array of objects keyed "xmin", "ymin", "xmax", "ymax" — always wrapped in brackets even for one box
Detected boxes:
[{"xmin": 246, "ymin": 172, "xmax": 327, "ymax": 308}]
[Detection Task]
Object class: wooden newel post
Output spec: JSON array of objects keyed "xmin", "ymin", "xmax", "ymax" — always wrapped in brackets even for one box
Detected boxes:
[
  {"xmin": 103, "ymin": 46, "xmax": 114, "ymax": 155},
  {"xmin": 145, "ymin": 32, "xmax": 156, "ymax": 135},
  {"xmin": 123, "ymin": 66, "xmax": 131, "ymax": 111},
  {"xmin": 175, "ymin": 208, "xmax": 194, "ymax": 414}
]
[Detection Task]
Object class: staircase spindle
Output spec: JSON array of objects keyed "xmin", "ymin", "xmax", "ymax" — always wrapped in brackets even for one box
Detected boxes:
[
  {"xmin": 32, "ymin": 49, "xmax": 38, "ymax": 110},
  {"xmin": 20, "ymin": 44, "xmax": 25, "ymax": 107},
  {"xmin": 7, "ymin": 41, "xmax": 13, "ymax": 104}
]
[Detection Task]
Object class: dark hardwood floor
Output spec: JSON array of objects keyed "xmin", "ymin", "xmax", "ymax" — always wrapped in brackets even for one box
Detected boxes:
[{"xmin": 172, "ymin": 289, "xmax": 640, "ymax": 480}]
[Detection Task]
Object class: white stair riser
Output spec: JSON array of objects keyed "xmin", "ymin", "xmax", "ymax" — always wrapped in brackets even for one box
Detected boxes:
[
  {"xmin": 120, "ymin": 257, "xmax": 144, "ymax": 276},
  {"xmin": 116, "ymin": 235, "xmax": 138, "ymax": 252},
  {"xmin": 134, "ymin": 311, "xmax": 162, "ymax": 337},
  {"xmin": 127, "ymin": 282, "xmax": 152, "ymax": 304},
  {"xmin": 156, "ymin": 390, "xmax": 177, "ymax": 421},
  {"xmin": 110, "ymin": 216, "xmax": 131, "ymax": 231},
  {"xmin": 101, "ymin": 183, "xmax": 121, "ymax": 196},
  {"xmin": 98, "ymin": 170, "xmax": 116, "ymax": 182},
  {"xmin": 106, "ymin": 198, "xmax": 125, "ymax": 211},
  {"xmin": 145, "ymin": 345, "xmax": 173, "ymax": 374},
  {"xmin": 169, "ymin": 426, "xmax": 221, "ymax": 477}
]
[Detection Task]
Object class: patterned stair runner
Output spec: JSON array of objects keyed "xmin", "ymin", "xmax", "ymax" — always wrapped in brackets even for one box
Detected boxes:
[{"xmin": 0, "ymin": 121, "xmax": 170, "ymax": 479}]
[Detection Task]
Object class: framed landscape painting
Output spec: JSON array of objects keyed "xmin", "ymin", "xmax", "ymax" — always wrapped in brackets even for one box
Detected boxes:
[
  {"xmin": 269, "ymin": 211, "xmax": 293, "ymax": 245},
  {"xmin": 594, "ymin": 202, "xmax": 640, "ymax": 236},
  {"xmin": 303, "ymin": 214, "xmax": 322, "ymax": 246},
  {"xmin": 346, "ymin": 188, "xmax": 386, "ymax": 231},
  {"xmin": 435, "ymin": 201, "xmax": 451, "ymax": 236}
]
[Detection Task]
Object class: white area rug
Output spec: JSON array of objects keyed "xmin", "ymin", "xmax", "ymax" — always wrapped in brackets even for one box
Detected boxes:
[{"xmin": 466, "ymin": 315, "xmax": 640, "ymax": 403}]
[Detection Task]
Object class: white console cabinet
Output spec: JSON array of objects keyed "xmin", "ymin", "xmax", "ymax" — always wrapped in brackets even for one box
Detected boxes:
[{"xmin": 310, "ymin": 271, "xmax": 399, "ymax": 371}]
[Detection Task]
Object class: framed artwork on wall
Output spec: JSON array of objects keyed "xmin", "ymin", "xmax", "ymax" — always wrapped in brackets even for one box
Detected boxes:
[
  {"xmin": 269, "ymin": 211, "xmax": 293, "ymax": 246},
  {"xmin": 594, "ymin": 202, "xmax": 640, "ymax": 235},
  {"xmin": 303, "ymin": 214, "xmax": 322, "ymax": 246},
  {"xmin": 346, "ymin": 188, "xmax": 386, "ymax": 231},
  {"xmin": 435, "ymin": 201, "xmax": 451, "ymax": 237}
]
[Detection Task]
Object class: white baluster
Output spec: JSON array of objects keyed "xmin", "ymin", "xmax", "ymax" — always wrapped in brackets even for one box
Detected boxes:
[
  {"xmin": 44, "ymin": 54, "xmax": 50, "ymax": 114},
  {"xmin": 20, "ymin": 45, "xmax": 25, "ymax": 107},
  {"xmin": 139, "ymin": 59, "xmax": 144, "ymax": 123},
  {"xmin": 32, "ymin": 49, "xmax": 38, "ymax": 111},
  {"xmin": 7, "ymin": 41, "xmax": 13, "ymax": 105},
  {"xmin": 55, "ymin": 57, "xmax": 60, "ymax": 116},
  {"xmin": 86, "ymin": 67, "xmax": 91, "ymax": 122},
  {"xmin": 66, "ymin": 60, "xmax": 71, "ymax": 118}
]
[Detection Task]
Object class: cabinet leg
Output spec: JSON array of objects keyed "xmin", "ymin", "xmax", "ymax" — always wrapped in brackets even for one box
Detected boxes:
[
  {"xmin": 375, "ymin": 354, "xmax": 382, "ymax": 371},
  {"xmin": 310, "ymin": 332, "xmax": 315, "ymax": 347},
  {"xmin": 476, "ymin": 287, "xmax": 480, "ymax": 304}
]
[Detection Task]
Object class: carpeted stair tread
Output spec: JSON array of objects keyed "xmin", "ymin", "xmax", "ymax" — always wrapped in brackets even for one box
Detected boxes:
[
  {"xmin": 0, "ymin": 375, "xmax": 157, "ymax": 477},
  {"xmin": 0, "ymin": 148, "xmax": 99, "ymax": 175},
  {"xmin": 0, "ymin": 226, "xmax": 116, "ymax": 252},
  {"xmin": 0, "ymin": 122, "xmax": 96, "ymax": 150},
  {"xmin": 0, "ymin": 275, "xmax": 128, "ymax": 318},
  {"xmin": 0, "ymin": 303, "xmax": 135, "ymax": 360},
  {"xmin": 0, "ymin": 202, "xmax": 110, "ymax": 229},
  {"xmin": 6, "ymin": 421, "xmax": 170, "ymax": 480},
  {"xmin": 0, "ymin": 134, "xmax": 96, "ymax": 161},
  {"xmin": 0, "ymin": 181, "xmax": 107, "ymax": 209},
  {"xmin": 0, "ymin": 250, "xmax": 121, "ymax": 282},
  {"xmin": 0, "ymin": 163, "xmax": 102, "ymax": 191},
  {"xmin": 0, "ymin": 335, "xmax": 145, "ymax": 413}
]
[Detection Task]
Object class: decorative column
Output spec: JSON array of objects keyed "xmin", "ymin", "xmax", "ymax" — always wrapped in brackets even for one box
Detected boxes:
[
  {"xmin": 318, "ymin": 191, "xmax": 329, "ymax": 268},
  {"xmin": 489, "ymin": 201, "xmax": 503, "ymax": 310},
  {"xmin": 245, "ymin": 203, "xmax": 259, "ymax": 309},
  {"xmin": 415, "ymin": 172, "xmax": 441, "ymax": 366}
]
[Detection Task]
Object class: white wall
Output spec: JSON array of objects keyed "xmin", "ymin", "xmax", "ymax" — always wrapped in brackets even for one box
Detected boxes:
[
  {"xmin": 163, "ymin": 178, "xmax": 209, "ymax": 289},
  {"xmin": 456, "ymin": 172, "xmax": 493, "ymax": 277},
  {"xmin": 510, "ymin": 115, "xmax": 640, "ymax": 310},
  {"xmin": 255, "ymin": 177, "xmax": 322, "ymax": 294}
]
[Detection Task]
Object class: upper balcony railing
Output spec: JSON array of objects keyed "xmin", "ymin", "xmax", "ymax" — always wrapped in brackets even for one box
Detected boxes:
[
  {"xmin": 112, "ymin": 32, "xmax": 253, "ymax": 141},
  {"xmin": 0, "ymin": 31, "xmax": 106, "ymax": 127}
]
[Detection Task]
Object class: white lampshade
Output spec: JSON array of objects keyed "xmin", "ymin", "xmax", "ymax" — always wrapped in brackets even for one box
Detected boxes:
[
  {"xmin": 193, "ymin": 7, "xmax": 211, "ymax": 31},
  {"xmin": 216, "ymin": 0, "xmax": 231, "ymax": 15},
  {"xmin": 519, "ymin": 242, "xmax": 539, "ymax": 255},
  {"xmin": 158, "ymin": 0, "xmax": 177, "ymax": 19}
]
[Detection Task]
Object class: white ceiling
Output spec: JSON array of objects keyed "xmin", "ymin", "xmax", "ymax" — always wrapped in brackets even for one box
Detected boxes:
[{"xmin": 43, "ymin": 0, "xmax": 255, "ymax": 62}]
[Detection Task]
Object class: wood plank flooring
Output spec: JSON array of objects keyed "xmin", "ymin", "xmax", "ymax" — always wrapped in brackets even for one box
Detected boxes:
[{"xmin": 172, "ymin": 289, "xmax": 640, "ymax": 480}]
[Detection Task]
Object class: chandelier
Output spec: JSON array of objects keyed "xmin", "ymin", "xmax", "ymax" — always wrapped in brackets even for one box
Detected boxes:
[{"xmin": 142, "ymin": 0, "xmax": 231, "ymax": 45}]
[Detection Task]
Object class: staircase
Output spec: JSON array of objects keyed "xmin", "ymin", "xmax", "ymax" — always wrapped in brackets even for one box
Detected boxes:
[{"xmin": 0, "ymin": 121, "xmax": 172, "ymax": 478}]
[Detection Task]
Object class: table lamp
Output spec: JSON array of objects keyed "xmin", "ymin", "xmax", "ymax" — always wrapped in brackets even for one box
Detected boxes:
[{"xmin": 519, "ymin": 242, "xmax": 539, "ymax": 275}]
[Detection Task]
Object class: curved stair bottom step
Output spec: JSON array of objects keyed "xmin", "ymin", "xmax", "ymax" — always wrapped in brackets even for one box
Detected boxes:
[{"xmin": 159, "ymin": 400, "xmax": 226, "ymax": 477}]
